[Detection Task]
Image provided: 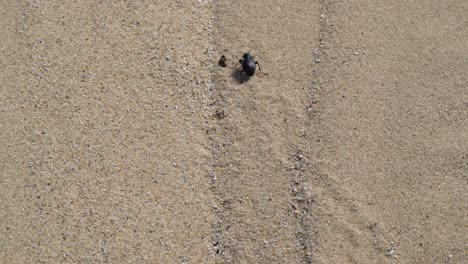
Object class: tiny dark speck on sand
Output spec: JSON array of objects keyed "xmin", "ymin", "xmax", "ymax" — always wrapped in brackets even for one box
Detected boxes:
[
  {"xmin": 218, "ymin": 55, "xmax": 227, "ymax": 67},
  {"xmin": 215, "ymin": 109, "xmax": 225, "ymax": 119}
]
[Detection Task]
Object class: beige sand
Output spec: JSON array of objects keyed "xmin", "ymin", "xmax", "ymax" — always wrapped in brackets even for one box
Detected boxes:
[{"xmin": 1, "ymin": 0, "xmax": 466, "ymax": 263}]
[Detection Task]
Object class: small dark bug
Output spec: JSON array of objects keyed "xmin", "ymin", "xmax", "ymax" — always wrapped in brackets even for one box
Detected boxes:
[
  {"xmin": 218, "ymin": 55, "xmax": 227, "ymax": 67},
  {"xmin": 238, "ymin": 53, "xmax": 261, "ymax": 80}
]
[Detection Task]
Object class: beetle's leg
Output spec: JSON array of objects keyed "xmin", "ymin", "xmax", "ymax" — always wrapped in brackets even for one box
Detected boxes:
[
  {"xmin": 256, "ymin": 61, "xmax": 262, "ymax": 72},
  {"xmin": 236, "ymin": 59, "xmax": 243, "ymax": 68}
]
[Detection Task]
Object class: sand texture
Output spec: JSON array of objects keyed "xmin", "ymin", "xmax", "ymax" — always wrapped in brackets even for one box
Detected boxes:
[{"xmin": 1, "ymin": 0, "xmax": 466, "ymax": 263}]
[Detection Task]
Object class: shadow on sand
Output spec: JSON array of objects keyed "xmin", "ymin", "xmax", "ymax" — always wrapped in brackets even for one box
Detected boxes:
[{"xmin": 231, "ymin": 68, "xmax": 250, "ymax": 84}]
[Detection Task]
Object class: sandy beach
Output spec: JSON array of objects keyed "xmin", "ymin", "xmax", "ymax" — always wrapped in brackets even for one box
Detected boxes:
[{"xmin": 1, "ymin": 0, "xmax": 466, "ymax": 263}]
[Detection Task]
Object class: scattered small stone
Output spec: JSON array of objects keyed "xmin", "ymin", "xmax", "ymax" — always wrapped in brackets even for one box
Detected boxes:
[
  {"xmin": 218, "ymin": 55, "xmax": 227, "ymax": 67},
  {"xmin": 215, "ymin": 109, "xmax": 225, "ymax": 119},
  {"xmin": 386, "ymin": 244, "xmax": 397, "ymax": 258},
  {"xmin": 213, "ymin": 241, "xmax": 220, "ymax": 254},
  {"xmin": 295, "ymin": 152, "xmax": 303, "ymax": 161}
]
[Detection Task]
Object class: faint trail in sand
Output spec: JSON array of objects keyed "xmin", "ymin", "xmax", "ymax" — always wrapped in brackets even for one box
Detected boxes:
[
  {"xmin": 207, "ymin": 0, "xmax": 321, "ymax": 262},
  {"xmin": 307, "ymin": 0, "xmax": 468, "ymax": 263}
]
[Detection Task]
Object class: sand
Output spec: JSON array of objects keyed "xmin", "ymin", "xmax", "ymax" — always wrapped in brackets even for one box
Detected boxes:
[{"xmin": 0, "ymin": 0, "xmax": 466, "ymax": 263}]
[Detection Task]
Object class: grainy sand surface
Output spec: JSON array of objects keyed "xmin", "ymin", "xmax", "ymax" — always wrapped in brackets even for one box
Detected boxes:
[{"xmin": 1, "ymin": 1, "xmax": 466, "ymax": 263}]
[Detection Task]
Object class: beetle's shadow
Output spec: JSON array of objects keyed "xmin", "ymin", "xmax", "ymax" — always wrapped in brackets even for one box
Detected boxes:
[{"xmin": 231, "ymin": 68, "xmax": 250, "ymax": 84}]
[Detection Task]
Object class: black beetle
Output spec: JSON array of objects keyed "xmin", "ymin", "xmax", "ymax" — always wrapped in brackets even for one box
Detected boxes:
[{"xmin": 238, "ymin": 53, "xmax": 261, "ymax": 81}]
